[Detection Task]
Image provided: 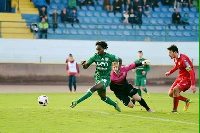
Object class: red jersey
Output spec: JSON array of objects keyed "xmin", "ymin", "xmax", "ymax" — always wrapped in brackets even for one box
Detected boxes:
[{"xmin": 169, "ymin": 53, "xmax": 195, "ymax": 86}]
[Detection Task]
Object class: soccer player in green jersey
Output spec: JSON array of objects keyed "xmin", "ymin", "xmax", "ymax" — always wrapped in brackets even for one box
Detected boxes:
[
  {"xmin": 70, "ymin": 41, "xmax": 122, "ymax": 112},
  {"xmin": 133, "ymin": 51, "xmax": 150, "ymax": 98}
]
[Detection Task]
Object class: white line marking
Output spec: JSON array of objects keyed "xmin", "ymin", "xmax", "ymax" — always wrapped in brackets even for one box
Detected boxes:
[{"xmin": 66, "ymin": 108, "xmax": 199, "ymax": 126}]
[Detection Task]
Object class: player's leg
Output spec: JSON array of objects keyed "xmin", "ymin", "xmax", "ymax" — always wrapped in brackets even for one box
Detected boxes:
[
  {"xmin": 135, "ymin": 77, "xmax": 142, "ymax": 97},
  {"xmin": 176, "ymin": 78, "xmax": 191, "ymax": 111},
  {"xmin": 72, "ymin": 75, "xmax": 77, "ymax": 92},
  {"xmin": 140, "ymin": 77, "xmax": 149, "ymax": 98},
  {"xmin": 128, "ymin": 84, "xmax": 154, "ymax": 112},
  {"xmin": 70, "ymin": 82, "xmax": 103, "ymax": 108},
  {"xmin": 68, "ymin": 75, "xmax": 72, "ymax": 93},
  {"xmin": 97, "ymin": 90, "xmax": 121, "ymax": 112}
]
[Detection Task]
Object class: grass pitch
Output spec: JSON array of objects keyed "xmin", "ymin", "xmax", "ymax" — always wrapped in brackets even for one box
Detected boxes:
[{"xmin": 0, "ymin": 93, "xmax": 199, "ymax": 133}]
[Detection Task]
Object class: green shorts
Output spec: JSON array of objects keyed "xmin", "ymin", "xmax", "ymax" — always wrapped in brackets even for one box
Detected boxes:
[
  {"xmin": 95, "ymin": 76, "xmax": 110, "ymax": 92},
  {"xmin": 135, "ymin": 77, "xmax": 146, "ymax": 87}
]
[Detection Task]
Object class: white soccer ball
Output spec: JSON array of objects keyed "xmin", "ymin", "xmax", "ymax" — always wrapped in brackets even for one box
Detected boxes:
[{"xmin": 38, "ymin": 95, "xmax": 49, "ymax": 106}]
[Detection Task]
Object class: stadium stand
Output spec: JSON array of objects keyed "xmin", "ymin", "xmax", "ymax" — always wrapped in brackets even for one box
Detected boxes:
[{"xmin": 0, "ymin": 0, "xmax": 199, "ymax": 41}]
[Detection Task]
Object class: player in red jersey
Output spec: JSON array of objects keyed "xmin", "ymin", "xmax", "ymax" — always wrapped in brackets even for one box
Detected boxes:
[{"xmin": 165, "ymin": 45, "xmax": 197, "ymax": 113}]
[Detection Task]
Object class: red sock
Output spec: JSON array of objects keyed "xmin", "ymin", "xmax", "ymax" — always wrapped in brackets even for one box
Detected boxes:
[
  {"xmin": 173, "ymin": 97, "xmax": 179, "ymax": 110},
  {"xmin": 179, "ymin": 95, "xmax": 187, "ymax": 102}
]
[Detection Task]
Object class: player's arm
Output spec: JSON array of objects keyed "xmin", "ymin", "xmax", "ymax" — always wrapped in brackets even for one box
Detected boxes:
[
  {"xmin": 125, "ymin": 60, "xmax": 150, "ymax": 71},
  {"xmin": 183, "ymin": 60, "xmax": 196, "ymax": 93},
  {"xmin": 81, "ymin": 55, "xmax": 95, "ymax": 69},
  {"xmin": 165, "ymin": 65, "xmax": 178, "ymax": 76}
]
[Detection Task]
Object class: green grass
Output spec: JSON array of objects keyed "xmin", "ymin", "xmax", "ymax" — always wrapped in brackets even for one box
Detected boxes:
[{"xmin": 0, "ymin": 93, "xmax": 199, "ymax": 133}]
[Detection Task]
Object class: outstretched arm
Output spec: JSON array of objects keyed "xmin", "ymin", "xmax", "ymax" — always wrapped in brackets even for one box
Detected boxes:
[
  {"xmin": 81, "ymin": 61, "xmax": 90, "ymax": 69},
  {"xmin": 165, "ymin": 65, "xmax": 178, "ymax": 76}
]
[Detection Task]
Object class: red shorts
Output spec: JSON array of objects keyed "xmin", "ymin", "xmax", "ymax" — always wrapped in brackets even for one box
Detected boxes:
[{"xmin": 170, "ymin": 77, "xmax": 191, "ymax": 92}]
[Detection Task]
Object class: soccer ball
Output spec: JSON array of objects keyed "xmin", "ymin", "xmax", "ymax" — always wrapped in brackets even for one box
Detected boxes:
[{"xmin": 38, "ymin": 95, "xmax": 49, "ymax": 106}]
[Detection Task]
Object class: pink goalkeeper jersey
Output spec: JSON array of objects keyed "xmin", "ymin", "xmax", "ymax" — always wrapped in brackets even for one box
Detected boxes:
[{"xmin": 110, "ymin": 63, "xmax": 136, "ymax": 85}]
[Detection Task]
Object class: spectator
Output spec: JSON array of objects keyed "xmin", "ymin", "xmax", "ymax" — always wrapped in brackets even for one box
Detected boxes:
[
  {"xmin": 46, "ymin": 0, "xmax": 50, "ymax": 5},
  {"xmin": 69, "ymin": 8, "xmax": 79, "ymax": 26},
  {"xmin": 135, "ymin": 8, "xmax": 143, "ymax": 24},
  {"xmin": 123, "ymin": 11, "xmax": 129, "ymax": 24},
  {"xmin": 142, "ymin": 0, "xmax": 150, "ymax": 15},
  {"xmin": 33, "ymin": 0, "xmax": 47, "ymax": 10},
  {"xmin": 162, "ymin": 0, "xmax": 170, "ymax": 5},
  {"xmin": 6, "ymin": 0, "xmax": 12, "ymax": 12},
  {"xmin": 128, "ymin": 8, "xmax": 137, "ymax": 26},
  {"xmin": 181, "ymin": 13, "xmax": 189, "ymax": 27},
  {"xmin": 104, "ymin": 0, "xmax": 112, "ymax": 12},
  {"xmin": 78, "ymin": 0, "xmax": 85, "ymax": 8},
  {"xmin": 133, "ymin": 0, "xmax": 142, "ymax": 12},
  {"xmin": 182, "ymin": 0, "xmax": 191, "ymax": 10},
  {"xmin": 60, "ymin": 8, "xmax": 70, "ymax": 23},
  {"xmin": 66, "ymin": 54, "xmax": 80, "ymax": 93},
  {"xmin": 121, "ymin": 0, "xmax": 132, "ymax": 11},
  {"xmin": 39, "ymin": 18, "xmax": 49, "ymax": 39},
  {"xmin": 172, "ymin": 9, "xmax": 182, "ymax": 24},
  {"xmin": 39, "ymin": 7, "xmax": 47, "ymax": 21},
  {"xmin": 50, "ymin": 9, "xmax": 59, "ymax": 31},
  {"xmin": 113, "ymin": 0, "xmax": 122, "ymax": 15},
  {"xmin": 169, "ymin": 0, "xmax": 175, "ymax": 8},
  {"xmin": 68, "ymin": 0, "xmax": 77, "ymax": 9},
  {"xmin": 85, "ymin": 0, "xmax": 95, "ymax": 6}
]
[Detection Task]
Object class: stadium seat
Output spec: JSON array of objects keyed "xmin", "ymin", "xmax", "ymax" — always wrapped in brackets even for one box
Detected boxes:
[
  {"xmin": 138, "ymin": 31, "xmax": 145, "ymax": 35},
  {"xmin": 115, "ymin": 13, "xmax": 122, "ymax": 17},
  {"xmin": 58, "ymin": 23, "xmax": 65, "ymax": 28},
  {"xmin": 194, "ymin": 19, "xmax": 199, "ymax": 24},
  {"xmin": 98, "ymin": 1, "xmax": 103, "ymax": 6},
  {"xmin": 66, "ymin": 24, "xmax": 72, "ymax": 28},
  {"xmin": 98, "ymin": 18, "xmax": 105, "ymax": 23},
  {"xmin": 185, "ymin": 26, "xmax": 192, "ymax": 30},
  {"xmin": 91, "ymin": 17, "xmax": 98, "ymax": 23},
  {"xmin": 153, "ymin": 31, "xmax": 160, "ymax": 36},
  {"xmin": 108, "ymin": 30, "xmax": 115, "ymax": 35},
  {"xmin": 183, "ymin": 31, "xmax": 190, "ymax": 36},
  {"xmin": 188, "ymin": 13, "xmax": 195, "ymax": 18},
  {"xmin": 88, "ymin": 24, "xmax": 96, "ymax": 29},
  {"xmin": 160, "ymin": 13, "xmax": 166, "ymax": 18},
  {"xmin": 58, "ymin": 4, "xmax": 65, "ymax": 10},
  {"xmin": 190, "ymin": 7, "xmax": 196, "ymax": 12},
  {"xmin": 51, "ymin": 4, "xmax": 58, "ymax": 9},
  {"xmin": 158, "ymin": 19, "xmax": 164, "ymax": 24},
  {"xmin": 164, "ymin": 19, "xmax": 171, "ymax": 24},
  {"xmin": 118, "ymin": 25, "xmax": 125, "ymax": 30},
  {"xmin": 146, "ymin": 31, "xmax": 153, "ymax": 36},
  {"xmin": 116, "ymin": 31, "xmax": 123, "ymax": 35},
  {"xmin": 111, "ymin": 25, "xmax": 118, "ymax": 29},
  {"xmin": 152, "ymin": 13, "xmax": 159, "ymax": 18},
  {"xmin": 96, "ymin": 6, "xmax": 102, "ymax": 11},
  {"xmin": 80, "ymin": 24, "xmax": 88, "ymax": 29},
  {"xmin": 196, "ymin": 13, "xmax": 199, "ymax": 18},
  {"xmin": 86, "ymin": 11, "xmax": 93, "ymax": 17},
  {"xmin": 168, "ymin": 8, "xmax": 174, "ymax": 12},
  {"xmin": 183, "ymin": 8, "xmax": 189, "ymax": 12},
  {"xmin": 154, "ymin": 8, "xmax": 160, "ymax": 12},
  {"xmin": 85, "ymin": 30, "xmax": 93, "ymax": 35},
  {"xmin": 168, "ymin": 31, "xmax": 175, "ymax": 36},
  {"xmin": 134, "ymin": 25, "xmax": 140, "ymax": 30},
  {"xmin": 161, "ymin": 7, "xmax": 168, "ymax": 12},
  {"xmin": 88, "ymin": 6, "xmax": 95, "ymax": 11},
  {"xmin": 160, "ymin": 31, "xmax": 165, "ymax": 36},
  {"xmin": 108, "ymin": 12, "xmax": 115, "ymax": 17},
  {"xmin": 70, "ymin": 29, "xmax": 77, "ymax": 34},
  {"xmin": 78, "ymin": 30, "xmax": 85, "ymax": 35},
  {"xmin": 103, "ymin": 25, "xmax": 110, "ymax": 29},
  {"xmin": 105, "ymin": 18, "xmax": 113, "ymax": 24},
  {"xmin": 81, "ymin": 6, "xmax": 88, "ymax": 11},
  {"xmin": 101, "ymin": 12, "xmax": 107, "ymax": 17},
  {"xmin": 78, "ymin": 11, "xmax": 85, "ymax": 17},
  {"xmin": 176, "ymin": 31, "xmax": 182, "ymax": 36},
  {"xmin": 143, "ymin": 19, "xmax": 149, "ymax": 24},
  {"xmin": 170, "ymin": 26, "xmax": 177, "ymax": 30},
  {"xmin": 141, "ymin": 26, "xmax": 147, "ymax": 30},
  {"xmin": 123, "ymin": 31, "xmax": 130, "ymax": 35},
  {"xmin": 150, "ymin": 19, "xmax": 156, "ymax": 24},
  {"xmin": 113, "ymin": 18, "xmax": 120, "ymax": 24},
  {"xmin": 166, "ymin": 13, "xmax": 171, "ymax": 18},
  {"xmin": 177, "ymin": 26, "xmax": 184, "ymax": 30},
  {"xmin": 55, "ymin": 29, "xmax": 62, "ymax": 34},
  {"xmin": 100, "ymin": 30, "xmax": 108, "ymax": 35},
  {"xmin": 73, "ymin": 24, "xmax": 80, "ymax": 29},
  {"xmin": 148, "ymin": 26, "xmax": 154, "ymax": 30},
  {"xmin": 94, "ymin": 12, "xmax": 100, "ymax": 17},
  {"xmin": 83, "ymin": 17, "xmax": 90, "ymax": 23},
  {"xmin": 48, "ymin": 29, "xmax": 54, "ymax": 34},
  {"xmin": 125, "ymin": 25, "xmax": 132, "ymax": 30}
]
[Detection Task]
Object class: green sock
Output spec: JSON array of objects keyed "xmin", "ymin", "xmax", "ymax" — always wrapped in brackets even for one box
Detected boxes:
[
  {"xmin": 143, "ymin": 88, "xmax": 148, "ymax": 93},
  {"xmin": 104, "ymin": 97, "xmax": 117, "ymax": 107},
  {"xmin": 137, "ymin": 89, "xmax": 142, "ymax": 97},
  {"xmin": 77, "ymin": 90, "xmax": 93, "ymax": 104}
]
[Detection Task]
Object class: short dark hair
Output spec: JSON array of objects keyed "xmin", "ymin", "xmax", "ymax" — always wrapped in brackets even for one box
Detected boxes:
[
  {"xmin": 167, "ymin": 45, "xmax": 179, "ymax": 53},
  {"xmin": 138, "ymin": 51, "xmax": 143, "ymax": 53},
  {"xmin": 96, "ymin": 41, "xmax": 108, "ymax": 49},
  {"xmin": 69, "ymin": 54, "xmax": 73, "ymax": 57}
]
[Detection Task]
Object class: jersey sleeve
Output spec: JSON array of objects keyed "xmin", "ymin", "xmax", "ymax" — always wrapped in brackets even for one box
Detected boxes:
[
  {"xmin": 86, "ymin": 55, "xmax": 95, "ymax": 66},
  {"xmin": 169, "ymin": 65, "xmax": 178, "ymax": 74},
  {"xmin": 124, "ymin": 63, "xmax": 136, "ymax": 72},
  {"xmin": 182, "ymin": 59, "xmax": 195, "ymax": 86},
  {"xmin": 109, "ymin": 54, "xmax": 120, "ymax": 62}
]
